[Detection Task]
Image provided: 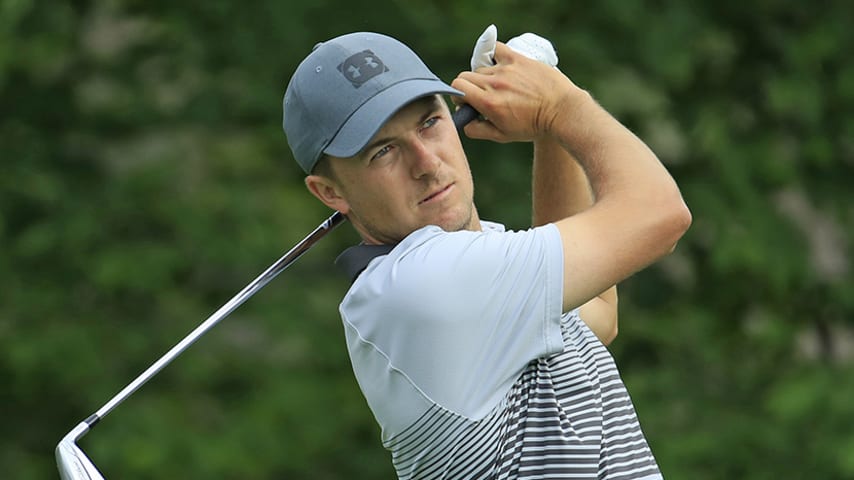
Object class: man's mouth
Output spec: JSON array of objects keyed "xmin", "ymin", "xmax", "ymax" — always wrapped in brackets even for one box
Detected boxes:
[{"xmin": 419, "ymin": 184, "xmax": 453, "ymax": 205}]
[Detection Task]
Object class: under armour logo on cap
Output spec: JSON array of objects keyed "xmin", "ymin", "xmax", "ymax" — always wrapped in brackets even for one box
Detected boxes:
[{"xmin": 338, "ymin": 50, "xmax": 389, "ymax": 88}]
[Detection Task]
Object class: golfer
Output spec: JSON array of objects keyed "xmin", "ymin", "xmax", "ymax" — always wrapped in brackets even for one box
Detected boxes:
[{"xmin": 282, "ymin": 30, "xmax": 690, "ymax": 480}]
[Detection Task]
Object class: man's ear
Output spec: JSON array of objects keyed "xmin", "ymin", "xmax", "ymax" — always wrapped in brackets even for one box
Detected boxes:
[{"xmin": 305, "ymin": 175, "xmax": 350, "ymax": 214}]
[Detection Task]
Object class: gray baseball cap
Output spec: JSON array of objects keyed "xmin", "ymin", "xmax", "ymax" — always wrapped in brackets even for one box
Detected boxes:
[{"xmin": 283, "ymin": 32, "xmax": 463, "ymax": 173}]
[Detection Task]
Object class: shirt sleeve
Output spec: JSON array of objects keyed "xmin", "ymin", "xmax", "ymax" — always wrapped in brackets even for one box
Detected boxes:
[{"xmin": 341, "ymin": 223, "xmax": 565, "ymax": 429}]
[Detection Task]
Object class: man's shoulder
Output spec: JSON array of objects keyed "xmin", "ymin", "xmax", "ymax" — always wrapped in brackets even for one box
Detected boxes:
[
  {"xmin": 340, "ymin": 220, "xmax": 560, "ymax": 298},
  {"xmin": 478, "ymin": 220, "xmax": 506, "ymax": 233},
  {"xmin": 403, "ymin": 220, "xmax": 507, "ymax": 243}
]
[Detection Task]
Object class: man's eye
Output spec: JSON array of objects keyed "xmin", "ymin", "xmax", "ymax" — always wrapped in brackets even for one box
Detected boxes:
[
  {"xmin": 422, "ymin": 116, "xmax": 439, "ymax": 129},
  {"xmin": 371, "ymin": 145, "xmax": 392, "ymax": 162}
]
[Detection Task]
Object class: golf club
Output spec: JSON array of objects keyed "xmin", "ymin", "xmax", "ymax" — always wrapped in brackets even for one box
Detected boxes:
[
  {"xmin": 55, "ymin": 211, "xmax": 344, "ymax": 479},
  {"xmin": 55, "ymin": 105, "xmax": 478, "ymax": 480}
]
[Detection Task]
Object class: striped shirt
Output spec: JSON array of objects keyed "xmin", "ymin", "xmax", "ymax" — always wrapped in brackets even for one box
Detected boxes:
[{"xmin": 339, "ymin": 222, "xmax": 662, "ymax": 479}]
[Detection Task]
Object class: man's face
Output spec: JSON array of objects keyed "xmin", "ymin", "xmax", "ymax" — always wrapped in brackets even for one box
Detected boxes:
[{"xmin": 307, "ymin": 95, "xmax": 479, "ymax": 244}]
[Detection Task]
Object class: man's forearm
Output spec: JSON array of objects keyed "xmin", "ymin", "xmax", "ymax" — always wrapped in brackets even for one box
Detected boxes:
[
  {"xmin": 546, "ymin": 89, "xmax": 689, "ymax": 311},
  {"xmin": 551, "ymin": 90, "xmax": 683, "ymax": 218},
  {"xmin": 532, "ymin": 137, "xmax": 593, "ymax": 226},
  {"xmin": 533, "ymin": 136, "xmax": 618, "ymax": 345}
]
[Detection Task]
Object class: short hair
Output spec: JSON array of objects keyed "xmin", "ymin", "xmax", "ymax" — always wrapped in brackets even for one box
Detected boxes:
[{"xmin": 311, "ymin": 154, "xmax": 337, "ymax": 182}]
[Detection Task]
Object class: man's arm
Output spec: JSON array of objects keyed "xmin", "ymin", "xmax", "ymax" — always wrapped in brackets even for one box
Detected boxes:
[
  {"xmin": 532, "ymin": 138, "xmax": 618, "ymax": 345},
  {"xmin": 453, "ymin": 42, "xmax": 691, "ymax": 313}
]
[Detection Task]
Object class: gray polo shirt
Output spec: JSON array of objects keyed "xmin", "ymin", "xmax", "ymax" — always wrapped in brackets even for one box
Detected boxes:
[{"xmin": 339, "ymin": 222, "xmax": 662, "ymax": 480}]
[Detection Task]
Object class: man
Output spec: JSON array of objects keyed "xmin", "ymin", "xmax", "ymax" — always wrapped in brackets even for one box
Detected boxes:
[{"xmin": 282, "ymin": 29, "xmax": 690, "ymax": 480}]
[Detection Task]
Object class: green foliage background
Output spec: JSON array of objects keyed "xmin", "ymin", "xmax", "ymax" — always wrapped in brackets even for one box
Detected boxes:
[{"xmin": 2, "ymin": 0, "xmax": 853, "ymax": 478}]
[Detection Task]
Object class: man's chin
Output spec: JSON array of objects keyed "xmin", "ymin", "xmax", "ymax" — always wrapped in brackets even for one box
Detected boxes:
[{"xmin": 433, "ymin": 210, "xmax": 477, "ymax": 233}]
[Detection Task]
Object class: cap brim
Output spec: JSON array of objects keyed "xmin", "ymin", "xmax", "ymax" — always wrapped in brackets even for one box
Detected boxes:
[{"xmin": 323, "ymin": 79, "xmax": 462, "ymax": 159}]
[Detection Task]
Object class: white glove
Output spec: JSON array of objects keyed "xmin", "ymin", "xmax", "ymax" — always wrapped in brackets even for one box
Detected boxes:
[
  {"xmin": 470, "ymin": 24, "xmax": 498, "ymax": 70},
  {"xmin": 469, "ymin": 24, "xmax": 558, "ymax": 70},
  {"xmin": 507, "ymin": 33, "xmax": 558, "ymax": 67}
]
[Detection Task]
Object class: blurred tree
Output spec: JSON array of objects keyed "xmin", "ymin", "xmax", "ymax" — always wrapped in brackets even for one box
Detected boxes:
[{"xmin": 1, "ymin": 0, "xmax": 852, "ymax": 478}]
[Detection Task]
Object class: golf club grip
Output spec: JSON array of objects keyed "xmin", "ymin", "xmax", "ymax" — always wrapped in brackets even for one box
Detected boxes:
[{"xmin": 453, "ymin": 104, "xmax": 479, "ymax": 131}]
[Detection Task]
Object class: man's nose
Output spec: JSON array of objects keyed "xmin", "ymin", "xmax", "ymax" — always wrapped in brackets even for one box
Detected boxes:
[{"xmin": 408, "ymin": 139, "xmax": 441, "ymax": 179}]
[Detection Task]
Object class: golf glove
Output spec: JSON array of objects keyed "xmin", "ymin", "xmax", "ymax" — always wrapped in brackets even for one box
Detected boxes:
[{"xmin": 469, "ymin": 24, "xmax": 559, "ymax": 70}]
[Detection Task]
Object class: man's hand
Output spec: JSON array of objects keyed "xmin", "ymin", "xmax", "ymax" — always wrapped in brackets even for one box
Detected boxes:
[
  {"xmin": 452, "ymin": 42, "xmax": 585, "ymax": 143},
  {"xmin": 458, "ymin": 25, "xmax": 562, "ymax": 138}
]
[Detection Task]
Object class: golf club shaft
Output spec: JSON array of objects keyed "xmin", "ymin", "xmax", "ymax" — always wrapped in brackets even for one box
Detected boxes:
[{"xmin": 87, "ymin": 211, "xmax": 346, "ymax": 425}]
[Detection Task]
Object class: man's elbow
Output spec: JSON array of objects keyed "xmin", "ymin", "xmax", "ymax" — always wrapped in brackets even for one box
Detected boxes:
[
  {"xmin": 660, "ymin": 196, "xmax": 692, "ymax": 255},
  {"xmin": 599, "ymin": 292, "xmax": 619, "ymax": 346},
  {"xmin": 601, "ymin": 320, "xmax": 618, "ymax": 346},
  {"xmin": 675, "ymin": 198, "xmax": 693, "ymax": 236}
]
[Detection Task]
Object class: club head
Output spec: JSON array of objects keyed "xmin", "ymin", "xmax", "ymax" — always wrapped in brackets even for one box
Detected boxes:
[{"xmin": 56, "ymin": 422, "xmax": 105, "ymax": 480}]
